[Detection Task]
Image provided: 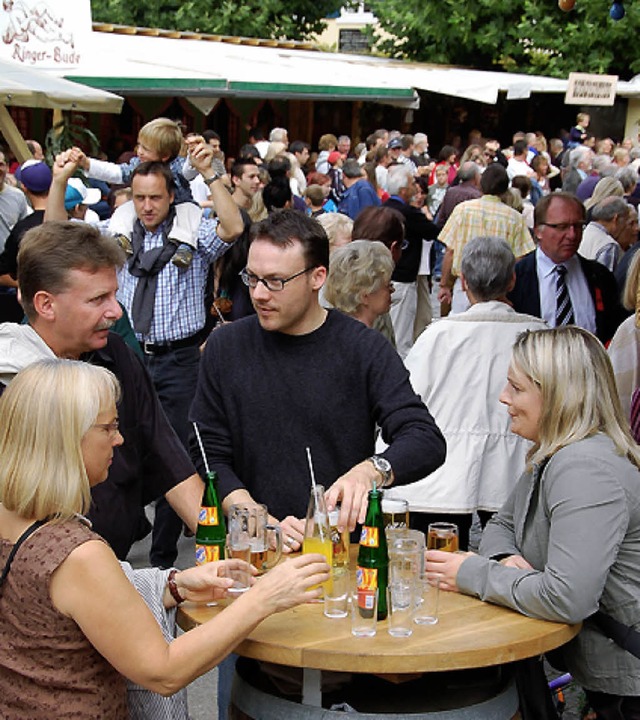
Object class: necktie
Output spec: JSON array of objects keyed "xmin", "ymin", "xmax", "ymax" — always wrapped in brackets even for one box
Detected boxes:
[{"xmin": 555, "ymin": 264, "xmax": 575, "ymax": 326}]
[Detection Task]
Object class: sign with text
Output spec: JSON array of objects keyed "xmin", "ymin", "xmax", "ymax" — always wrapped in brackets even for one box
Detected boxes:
[
  {"xmin": 565, "ymin": 73, "xmax": 618, "ymax": 106},
  {"xmin": 0, "ymin": 0, "xmax": 92, "ymax": 70}
]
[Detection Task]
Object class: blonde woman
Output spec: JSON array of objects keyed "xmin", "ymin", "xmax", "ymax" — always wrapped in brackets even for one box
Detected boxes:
[
  {"xmin": 324, "ymin": 240, "xmax": 394, "ymax": 328},
  {"xmin": 0, "ymin": 360, "xmax": 329, "ymax": 719},
  {"xmin": 609, "ymin": 250, "xmax": 640, "ymax": 419},
  {"xmin": 427, "ymin": 327, "xmax": 640, "ymax": 718}
]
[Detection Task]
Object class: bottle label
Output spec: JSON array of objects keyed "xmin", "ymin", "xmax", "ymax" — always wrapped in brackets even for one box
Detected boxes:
[
  {"xmin": 356, "ymin": 566, "xmax": 378, "ymax": 610},
  {"xmin": 195, "ymin": 543, "xmax": 221, "ymax": 564},
  {"xmin": 198, "ymin": 506, "xmax": 219, "ymax": 526},
  {"xmin": 359, "ymin": 525, "xmax": 379, "ymax": 548}
]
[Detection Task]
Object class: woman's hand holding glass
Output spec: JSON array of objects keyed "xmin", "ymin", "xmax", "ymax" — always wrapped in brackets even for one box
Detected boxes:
[{"xmin": 168, "ymin": 560, "xmax": 257, "ymax": 605}]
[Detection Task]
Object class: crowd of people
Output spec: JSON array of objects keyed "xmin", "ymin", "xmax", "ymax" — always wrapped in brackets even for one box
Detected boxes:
[{"xmin": 1, "ymin": 113, "xmax": 640, "ymax": 718}]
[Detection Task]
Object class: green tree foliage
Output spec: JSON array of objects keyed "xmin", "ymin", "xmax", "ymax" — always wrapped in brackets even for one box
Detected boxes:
[
  {"xmin": 367, "ymin": 0, "xmax": 640, "ymax": 79},
  {"xmin": 90, "ymin": 0, "xmax": 345, "ymax": 41}
]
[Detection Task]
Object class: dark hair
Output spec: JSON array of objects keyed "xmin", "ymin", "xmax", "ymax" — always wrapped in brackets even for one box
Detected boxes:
[
  {"xmin": 400, "ymin": 134, "xmax": 414, "ymax": 151},
  {"xmin": 513, "ymin": 139, "xmax": 528, "ymax": 156},
  {"xmin": 289, "ymin": 140, "xmax": 310, "ymax": 155},
  {"xmin": 251, "ymin": 209, "xmax": 329, "ymax": 270},
  {"xmin": 18, "ymin": 222, "xmax": 125, "ymax": 321},
  {"xmin": 248, "ymin": 127, "xmax": 265, "ymax": 141},
  {"xmin": 202, "ymin": 130, "xmax": 220, "ymax": 143},
  {"xmin": 352, "ymin": 205, "xmax": 405, "ymax": 250},
  {"xmin": 511, "ymin": 175, "xmax": 531, "ymax": 198},
  {"xmin": 231, "ymin": 158, "xmax": 258, "ymax": 180},
  {"xmin": 267, "ymin": 156, "xmax": 291, "ymax": 179},
  {"xmin": 438, "ymin": 145, "xmax": 457, "ymax": 162},
  {"xmin": 534, "ymin": 192, "xmax": 586, "ymax": 226},
  {"xmin": 262, "ymin": 177, "xmax": 292, "ymax": 211},
  {"xmin": 480, "ymin": 163, "xmax": 509, "ymax": 196},
  {"xmin": 239, "ymin": 144, "xmax": 260, "ymax": 160},
  {"xmin": 131, "ymin": 161, "xmax": 175, "ymax": 194}
]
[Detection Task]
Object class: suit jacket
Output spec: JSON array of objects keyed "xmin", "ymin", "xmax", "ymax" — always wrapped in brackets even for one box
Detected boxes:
[
  {"xmin": 383, "ymin": 197, "xmax": 439, "ymax": 283},
  {"xmin": 507, "ymin": 251, "xmax": 625, "ymax": 344}
]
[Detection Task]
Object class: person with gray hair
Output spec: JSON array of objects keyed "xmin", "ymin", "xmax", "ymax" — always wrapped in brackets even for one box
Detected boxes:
[
  {"xmin": 324, "ymin": 240, "xmax": 394, "ymax": 327},
  {"xmin": 384, "ymin": 235, "xmax": 546, "ymax": 550},
  {"xmin": 437, "ymin": 161, "xmax": 482, "ymax": 228},
  {"xmin": 383, "ymin": 165, "xmax": 440, "ymax": 358},
  {"xmin": 268, "ymin": 127, "xmax": 288, "ymax": 146},
  {"xmin": 563, "ymin": 146, "xmax": 594, "ymax": 195},
  {"xmin": 337, "ymin": 158, "xmax": 380, "ymax": 220},
  {"xmin": 580, "ymin": 196, "xmax": 633, "ymax": 272}
]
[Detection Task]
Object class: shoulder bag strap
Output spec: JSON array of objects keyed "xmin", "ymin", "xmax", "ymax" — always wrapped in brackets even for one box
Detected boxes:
[{"xmin": 0, "ymin": 519, "xmax": 45, "ymax": 590}]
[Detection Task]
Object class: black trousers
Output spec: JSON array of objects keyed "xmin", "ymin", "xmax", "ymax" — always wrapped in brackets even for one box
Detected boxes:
[{"xmin": 586, "ymin": 690, "xmax": 640, "ymax": 720}]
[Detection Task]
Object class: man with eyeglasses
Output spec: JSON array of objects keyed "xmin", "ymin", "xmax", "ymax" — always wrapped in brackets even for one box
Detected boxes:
[
  {"xmin": 507, "ymin": 192, "xmax": 625, "ymax": 344},
  {"xmin": 189, "ymin": 209, "xmax": 446, "ymax": 546}
]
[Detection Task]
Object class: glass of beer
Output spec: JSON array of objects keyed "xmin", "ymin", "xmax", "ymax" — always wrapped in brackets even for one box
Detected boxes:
[
  {"xmin": 427, "ymin": 522, "xmax": 459, "ymax": 553},
  {"xmin": 381, "ymin": 496, "xmax": 410, "ymax": 531},
  {"xmin": 228, "ymin": 504, "xmax": 282, "ymax": 574}
]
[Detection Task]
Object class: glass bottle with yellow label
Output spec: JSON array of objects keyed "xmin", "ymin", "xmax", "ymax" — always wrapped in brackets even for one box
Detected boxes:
[
  {"xmin": 195, "ymin": 470, "xmax": 226, "ymax": 564},
  {"xmin": 356, "ymin": 485, "xmax": 388, "ymax": 620}
]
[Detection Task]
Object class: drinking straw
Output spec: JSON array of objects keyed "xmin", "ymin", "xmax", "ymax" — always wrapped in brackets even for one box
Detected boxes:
[
  {"xmin": 193, "ymin": 422, "xmax": 210, "ymax": 475},
  {"xmin": 305, "ymin": 446, "xmax": 324, "ymax": 542}
]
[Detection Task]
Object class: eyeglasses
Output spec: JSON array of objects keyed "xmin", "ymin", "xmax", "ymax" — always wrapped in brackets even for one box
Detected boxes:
[
  {"xmin": 240, "ymin": 267, "xmax": 314, "ymax": 292},
  {"xmin": 93, "ymin": 420, "xmax": 120, "ymax": 437},
  {"xmin": 541, "ymin": 222, "xmax": 586, "ymax": 232}
]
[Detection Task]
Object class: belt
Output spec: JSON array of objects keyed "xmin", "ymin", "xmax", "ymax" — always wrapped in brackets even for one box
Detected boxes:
[{"xmin": 140, "ymin": 332, "xmax": 203, "ymax": 355}]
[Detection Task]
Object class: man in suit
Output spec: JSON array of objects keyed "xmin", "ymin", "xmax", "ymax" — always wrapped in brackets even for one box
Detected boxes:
[{"xmin": 508, "ymin": 192, "xmax": 625, "ymax": 344}]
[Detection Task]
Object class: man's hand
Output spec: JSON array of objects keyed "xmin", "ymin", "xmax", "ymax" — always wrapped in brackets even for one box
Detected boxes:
[
  {"xmin": 52, "ymin": 149, "xmax": 81, "ymax": 181},
  {"xmin": 325, "ymin": 460, "xmax": 380, "ymax": 532},
  {"xmin": 188, "ymin": 141, "xmax": 214, "ymax": 175},
  {"xmin": 279, "ymin": 516, "xmax": 305, "ymax": 554}
]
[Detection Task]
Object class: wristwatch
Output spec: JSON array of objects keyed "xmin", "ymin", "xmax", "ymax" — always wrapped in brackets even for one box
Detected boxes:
[
  {"xmin": 367, "ymin": 455, "xmax": 393, "ymax": 488},
  {"xmin": 203, "ymin": 173, "xmax": 222, "ymax": 186}
]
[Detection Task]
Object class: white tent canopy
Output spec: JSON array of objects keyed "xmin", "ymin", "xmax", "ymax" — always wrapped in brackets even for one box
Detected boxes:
[{"xmin": 0, "ymin": 58, "xmax": 123, "ymax": 113}]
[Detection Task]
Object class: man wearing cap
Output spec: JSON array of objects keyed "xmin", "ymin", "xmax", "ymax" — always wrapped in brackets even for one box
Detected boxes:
[
  {"xmin": 0, "ymin": 149, "xmax": 31, "ymax": 254},
  {"xmin": 64, "ymin": 177, "xmax": 102, "ymax": 223},
  {"xmin": 0, "ymin": 159, "xmax": 51, "ymax": 322},
  {"xmin": 387, "ymin": 136, "xmax": 403, "ymax": 163}
]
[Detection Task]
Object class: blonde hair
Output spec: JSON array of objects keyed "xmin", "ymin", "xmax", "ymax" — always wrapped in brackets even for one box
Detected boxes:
[
  {"xmin": 324, "ymin": 240, "xmax": 393, "ymax": 314},
  {"xmin": 0, "ymin": 360, "xmax": 120, "ymax": 521},
  {"xmin": 511, "ymin": 327, "xmax": 640, "ymax": 469},
  {"xmin": 315, "ymin": 213, "xmax": 353, "ymax": 249},
  {"xmin": 138, "ymin": 118, "xmax": 184, "ymax": 161}
]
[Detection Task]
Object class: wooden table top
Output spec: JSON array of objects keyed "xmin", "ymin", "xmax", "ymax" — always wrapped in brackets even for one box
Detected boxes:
[{"xmin": 178, "ymin": 549, "xmax": 581, "ymax": 675}]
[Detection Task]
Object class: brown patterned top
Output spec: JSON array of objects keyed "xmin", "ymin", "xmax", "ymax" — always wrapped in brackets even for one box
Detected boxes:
[{"xmin": 0, "ymin": 518, "xmax": 128, "ymax": 719}]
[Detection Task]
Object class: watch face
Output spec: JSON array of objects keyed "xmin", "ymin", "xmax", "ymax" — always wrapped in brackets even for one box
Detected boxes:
[{"xmin": 373, "ymin": 456, "xmax": 391, "ymax": 474}]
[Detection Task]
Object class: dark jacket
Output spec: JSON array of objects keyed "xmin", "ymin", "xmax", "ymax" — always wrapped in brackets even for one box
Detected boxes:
[{"xmin": 507, "ymin": 251, "xmax": 625, "ymax": 344}]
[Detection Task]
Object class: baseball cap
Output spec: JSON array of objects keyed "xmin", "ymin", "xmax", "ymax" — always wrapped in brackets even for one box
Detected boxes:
[
  {"xmin": 387, "ymin": 138, "xmax": 402, "ymax": 150},
  {"xmin": 15, "ymin": 159, "xmax": 52, "ymax": 193},
  {"xmin": 64, "ymin": 177, "xmax": 101, "ymax": 210}
]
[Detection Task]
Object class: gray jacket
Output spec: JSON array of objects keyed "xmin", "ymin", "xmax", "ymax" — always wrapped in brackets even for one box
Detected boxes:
[{"xmin": 458, "ymin": 434, "xmax": 640, "ymax": 694}]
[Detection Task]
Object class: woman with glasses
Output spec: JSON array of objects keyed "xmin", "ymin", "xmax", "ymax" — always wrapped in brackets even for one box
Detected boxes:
[
  {"xmin": 0, "ymin": 359, "xmax": 329, "ymax": 719},
  {"xmin": 427, "ymin": 327, "xmax": 640, "ymax": 719}
]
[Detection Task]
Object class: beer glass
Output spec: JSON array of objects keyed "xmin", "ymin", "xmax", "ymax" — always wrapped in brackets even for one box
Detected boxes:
[
  {"xmin": 228, "ymin": 504, "xmax": 282, "ymax": 573},
  {"xmin": 427, "ymin": 522, "xmax": 459, "ymax": 553},
  {"xmin": 381, "ymin": 496, "xmax": 410, "ymax": 531}
]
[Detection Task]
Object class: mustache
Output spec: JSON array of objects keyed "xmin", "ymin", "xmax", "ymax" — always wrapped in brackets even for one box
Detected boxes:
[{"xmin": 95, "ymin": 319, "xmax": 117, "ymax": 332}]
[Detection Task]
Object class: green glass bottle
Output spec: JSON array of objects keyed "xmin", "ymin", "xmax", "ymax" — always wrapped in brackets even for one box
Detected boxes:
[
  {"xmin": 195, "ymin": 471, "xmax": 226, "ymax": 565},
  {"xmin": 356, "ymin": 486, "xmax": 388, "ymax": 620}
]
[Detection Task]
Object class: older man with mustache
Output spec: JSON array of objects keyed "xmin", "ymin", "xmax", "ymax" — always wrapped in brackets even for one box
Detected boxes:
[{"xmin": 0, "ymin": 220, "xmax": 206, "ymax": 562}]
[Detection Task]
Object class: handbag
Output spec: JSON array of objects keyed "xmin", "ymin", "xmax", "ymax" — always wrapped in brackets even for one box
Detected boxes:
[{"xmin": 0, "ymin": 520, "xmax": 44, "ymax": 593}]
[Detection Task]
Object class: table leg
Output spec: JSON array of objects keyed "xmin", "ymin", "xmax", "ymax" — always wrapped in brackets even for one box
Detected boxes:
[{"xmin": 302, "ymin": 668, "xmax": 322, "ymax": 707}]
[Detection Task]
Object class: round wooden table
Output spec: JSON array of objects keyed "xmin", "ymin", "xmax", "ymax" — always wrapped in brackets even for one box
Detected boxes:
[{"xmin": 177, "ymin": 548, "xmax": 580, "ymax": 716}]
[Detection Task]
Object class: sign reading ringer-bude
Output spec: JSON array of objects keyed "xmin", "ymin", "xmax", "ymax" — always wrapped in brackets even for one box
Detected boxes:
[{"xmin": 0, "ymin": 0, "xmax": 92, "ymax": 70}]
